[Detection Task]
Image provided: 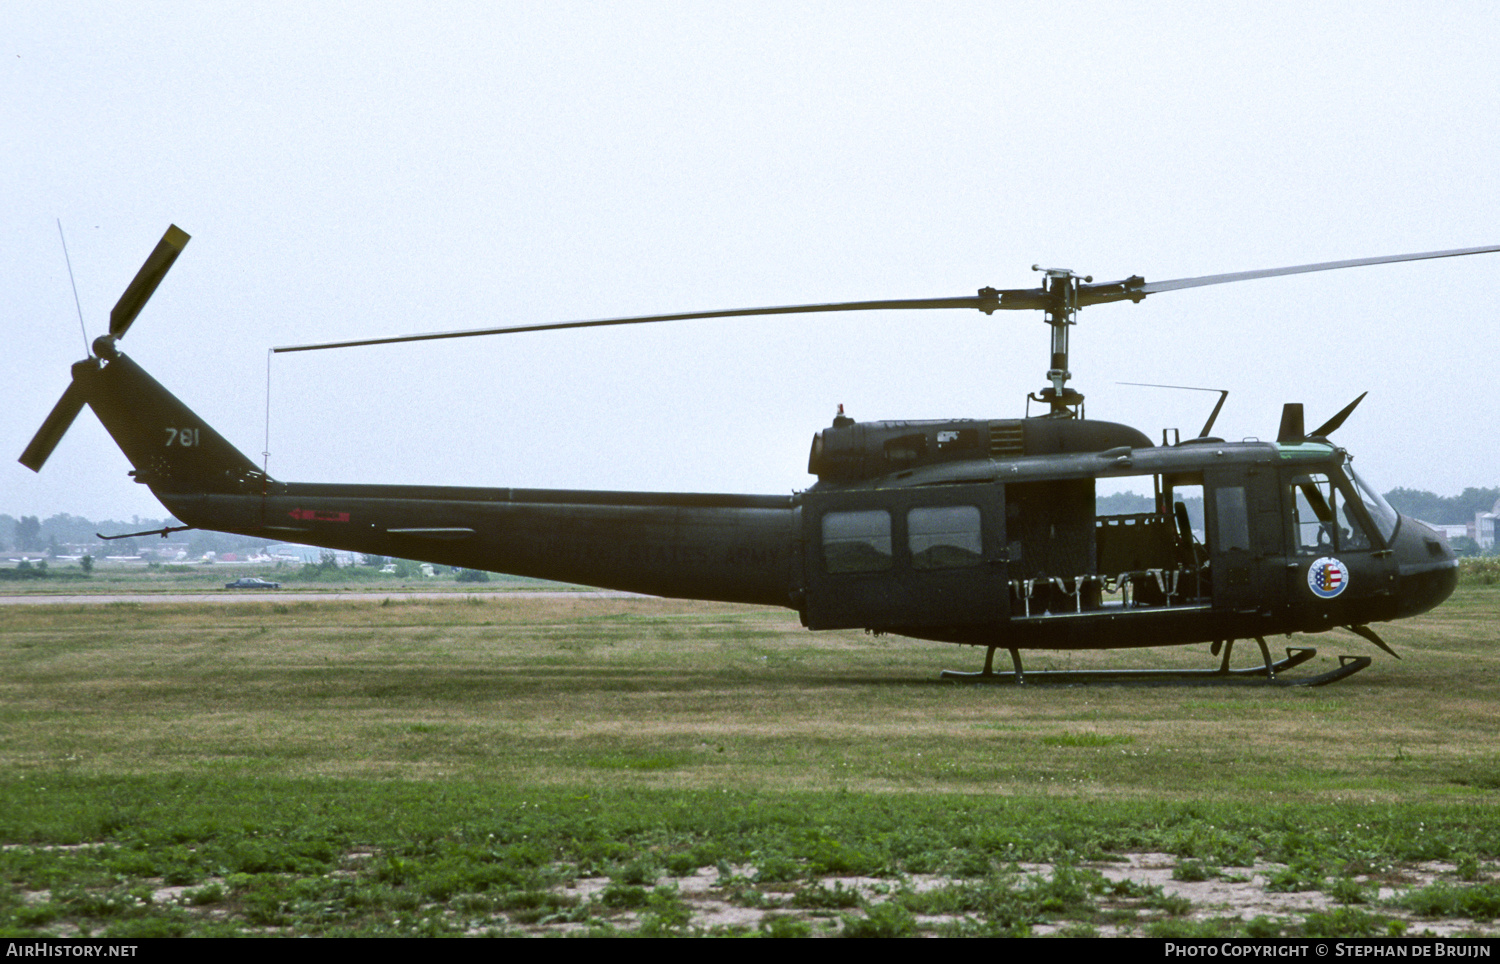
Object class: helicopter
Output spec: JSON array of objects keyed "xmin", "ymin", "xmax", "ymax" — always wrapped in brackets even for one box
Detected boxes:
[{"xmin": 20, "ymin": 226, "xmax": 1498, "ymax": 686}]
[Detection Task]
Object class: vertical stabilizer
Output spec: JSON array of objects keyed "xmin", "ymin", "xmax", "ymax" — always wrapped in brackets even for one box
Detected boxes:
[{"xmin": 79, "ymin": 347, "xmax": 268, "ymax": 495}]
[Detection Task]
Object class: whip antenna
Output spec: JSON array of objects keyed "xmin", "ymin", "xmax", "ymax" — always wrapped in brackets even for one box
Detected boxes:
[{"xmin": 56, "ymin": 219, "xmax": 89, "ymax": 354}]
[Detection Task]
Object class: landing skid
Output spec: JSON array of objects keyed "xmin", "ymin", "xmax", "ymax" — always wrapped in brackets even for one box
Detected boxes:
[{"xmin": 941, "ymin": 641, "xmax": 1371, "ymax": 688}]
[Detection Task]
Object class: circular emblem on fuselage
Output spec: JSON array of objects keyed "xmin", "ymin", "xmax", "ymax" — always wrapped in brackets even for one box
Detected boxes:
[{"xmin": 1307, "ymin": 557, "xmax": 1349, "ymax": 599}]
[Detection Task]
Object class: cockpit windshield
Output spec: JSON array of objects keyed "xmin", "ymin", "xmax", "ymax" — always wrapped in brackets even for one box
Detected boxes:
[{"xmin": 1343, "ymin": 463, "xmax": 1400, "ymax": 543}]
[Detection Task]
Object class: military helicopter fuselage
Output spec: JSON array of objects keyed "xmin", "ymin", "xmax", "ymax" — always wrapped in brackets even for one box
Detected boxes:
[{"xmin": 21, "ymin": 227, "xmax": 1483, "ymax": 684}]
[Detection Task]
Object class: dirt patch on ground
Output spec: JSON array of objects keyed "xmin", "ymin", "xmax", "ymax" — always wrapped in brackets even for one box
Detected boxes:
[
  {"xmin": 14, "ymin": 851, "xmax": 1496, "ymax": 937},
  {"xmin": 502, "ymin": 853, "xmax": 1497, "ymax": 937}
]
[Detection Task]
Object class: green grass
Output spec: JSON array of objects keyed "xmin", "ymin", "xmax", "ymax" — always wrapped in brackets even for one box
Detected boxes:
[
  {"xmin": 2, "ymin": 586, "xmax": 1499, "ymax": 935},
  {"xmin": 9, "ymin": 590, "xmax": 1497, "ymax": 798},
  {"xmin": 3, "ymin": 777, "xmax": 1500, "ymax": 937}
]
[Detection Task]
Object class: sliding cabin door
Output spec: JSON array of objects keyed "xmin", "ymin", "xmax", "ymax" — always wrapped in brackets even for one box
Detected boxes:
[
  {"xmin": 1203, "ymin": 466, "xmax": 1282, "ymax": 614},
  {"xmin": 801, "ymin": 484, "xmax": 1007, "ymax": 630}
]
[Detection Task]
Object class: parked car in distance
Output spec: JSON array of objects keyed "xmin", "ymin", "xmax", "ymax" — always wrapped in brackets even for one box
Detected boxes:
[{"xmin": 225, "ymin": 577, "xmax": 282, "ymax": 590}]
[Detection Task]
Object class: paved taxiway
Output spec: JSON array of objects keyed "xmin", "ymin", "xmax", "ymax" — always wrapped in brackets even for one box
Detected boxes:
[{"xmin": 0, "ymin": 591, "xmax": 640, "ymax": 605}]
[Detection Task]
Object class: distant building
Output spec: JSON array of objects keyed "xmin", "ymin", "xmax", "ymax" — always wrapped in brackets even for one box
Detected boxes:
[
  {"xmin": 1476, "ymin": 498, "xmax": 1500, "ymax": 550},
  {"xmin": 265, "ymin": 543, "xmax": 361, "ymax": 566},
  {"xmin": 1428, "ymin": 523, "xmax": 1469, "ymax": 544}
]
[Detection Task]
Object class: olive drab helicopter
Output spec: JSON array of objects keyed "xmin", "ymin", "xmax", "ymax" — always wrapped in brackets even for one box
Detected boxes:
[{"xmin": 21, "ymin": 227, "xmax": 1499, "ymax": 686}]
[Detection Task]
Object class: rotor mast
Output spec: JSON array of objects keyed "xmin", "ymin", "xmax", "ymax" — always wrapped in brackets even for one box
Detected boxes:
[{"xmin": 1029, "ymin": 266, "xmax": 1090, "ymax": 418}]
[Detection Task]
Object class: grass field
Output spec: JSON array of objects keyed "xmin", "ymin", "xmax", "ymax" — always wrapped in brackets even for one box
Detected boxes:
[{"xmin": 2, "ymin": 583, "xmax": 1498, "ymax": 937}]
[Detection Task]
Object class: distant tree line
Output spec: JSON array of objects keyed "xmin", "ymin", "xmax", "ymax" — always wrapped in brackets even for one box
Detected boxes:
[
  {"xmin": 0, "ymin": 558, "xmax": 91, "ymax": 582},
  {"xmin": 1382, "ymin": 488, "xmax": 1499, "ymax": 525},
  {"xmin": 1, "ymin": 513, "xmax": 272, "ymax": 558}
]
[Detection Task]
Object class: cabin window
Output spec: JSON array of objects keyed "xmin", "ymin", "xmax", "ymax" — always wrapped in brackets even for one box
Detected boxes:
[
  {"xmin": 908, "ymin": 505, "xmax": 983, "ymax": 570},
  {"xmin": 1215, "ymin": 486, "xmax": 1250, "ymax": 553},
  {"xmin": 822, "ymin": 510, "xmax": 893, "ymax": 573}
]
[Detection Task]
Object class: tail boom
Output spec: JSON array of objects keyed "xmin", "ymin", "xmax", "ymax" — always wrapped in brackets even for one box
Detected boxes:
[{"xmin": 163, "ymin": 487, "xmax": 800, "ymax": 606}]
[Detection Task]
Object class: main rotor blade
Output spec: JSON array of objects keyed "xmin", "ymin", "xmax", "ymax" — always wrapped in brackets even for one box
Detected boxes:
[
  {"xmin": 1309, "ymin": 391, "xmax": 1367, "ymax": 438},
  {"xmin": 109, "ymin": 224, "xmax": 190, "ymax": 339},
  {"xmin": 18, "ymin": 381, "xmax": 87, "ymax": 472},
  {"xmin": 1127, "ymin": 244, "xmax": 1500, "ymax": 299},
  {"xmin": 273, "ymin": 293, "xmax": 1013, "ymax": 353},
  {"xmin": 273, "ymin": 241, "xmax": 1500, "ymax": 354}
]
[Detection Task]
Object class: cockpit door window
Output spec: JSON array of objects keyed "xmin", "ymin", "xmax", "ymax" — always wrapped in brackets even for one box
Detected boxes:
[{"xmin": 1289, "ymin": 472, "xmax": 1376, "ymax": 553}]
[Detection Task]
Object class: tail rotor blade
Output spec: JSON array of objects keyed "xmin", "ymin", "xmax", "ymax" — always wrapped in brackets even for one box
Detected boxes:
[
  {"xmin": 109, "ymin": 224, "xmax": 190, "ymax": 339},
  {"xmin": 1309, "ymin": 392, "xmax": 1368, "ymax": 438},
  {"xmin": 18, "ymin": 381, "xmax": 87, "ymax": 472},
  {"xmin": 24, "ymin": 225, "xmax": 191, "ymax": 472}
]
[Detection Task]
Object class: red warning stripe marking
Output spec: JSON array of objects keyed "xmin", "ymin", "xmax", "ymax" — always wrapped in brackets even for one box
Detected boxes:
[{"xmin": 288, "ymin": 509, "xmax": 350, "ymax": 522}]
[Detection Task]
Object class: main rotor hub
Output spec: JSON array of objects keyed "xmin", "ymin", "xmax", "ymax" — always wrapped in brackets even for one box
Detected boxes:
[{"xmin": 1031, "ymin": 265, "xmax": 1093, "ymax": 284}]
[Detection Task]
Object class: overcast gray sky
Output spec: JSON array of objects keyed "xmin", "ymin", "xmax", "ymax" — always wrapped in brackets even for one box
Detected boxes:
[{"xmin": 5, "ymin": 2, "xmax": 1499, "ymax": 522}]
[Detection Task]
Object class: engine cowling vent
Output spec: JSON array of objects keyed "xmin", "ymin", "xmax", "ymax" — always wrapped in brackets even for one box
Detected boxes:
[{"xmin": 808, "ymin": 418, "xmax": 1152, "ymax": 483}]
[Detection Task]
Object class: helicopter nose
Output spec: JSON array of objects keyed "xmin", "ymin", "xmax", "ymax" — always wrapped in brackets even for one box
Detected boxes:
[{"xmin": 1391, "ymin": 515, "xmax": 1460, "ymax": 619}]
